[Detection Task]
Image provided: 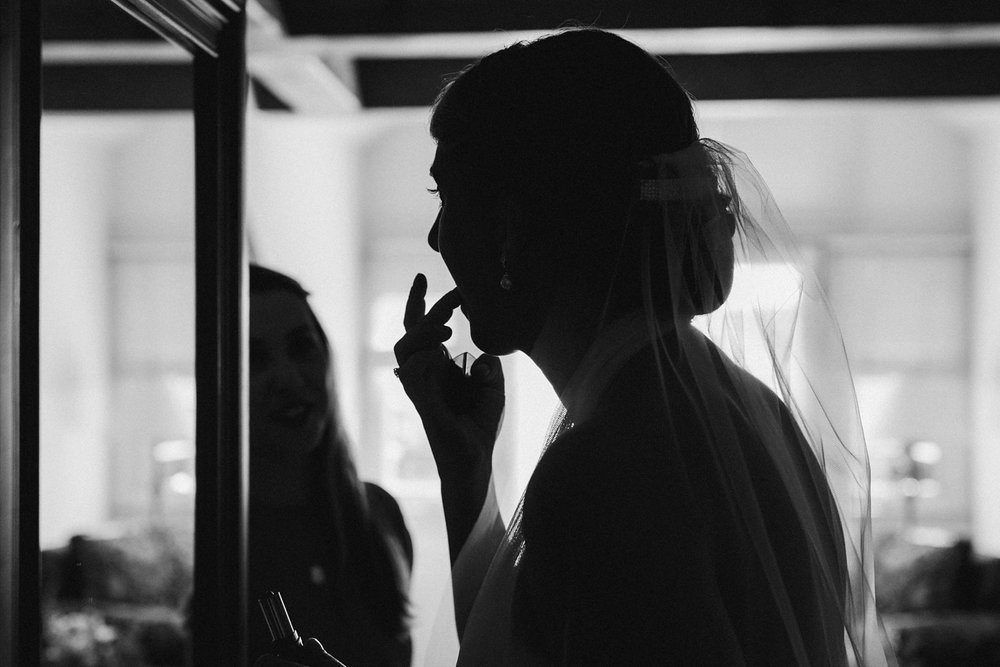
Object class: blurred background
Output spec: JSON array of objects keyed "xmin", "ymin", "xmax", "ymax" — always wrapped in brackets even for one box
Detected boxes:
[{"xmin": 36, "ymin": 1, "xmax": 1000, "ymax": 664}]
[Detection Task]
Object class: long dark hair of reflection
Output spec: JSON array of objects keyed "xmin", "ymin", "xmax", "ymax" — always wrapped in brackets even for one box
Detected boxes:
[{"xmin": 249, "ymin": 264, "xmax": 410, "ymax": 636}]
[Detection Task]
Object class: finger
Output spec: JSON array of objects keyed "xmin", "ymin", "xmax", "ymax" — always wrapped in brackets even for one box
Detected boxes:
[
  {"xmin": 470, "ymin": 354, "xmax": 502, "ymax": 385},
  {"xmin": 403, "ymin": 273, "xmax": 428, "ymax": 332},
  {"xmin": 394, "ymin": 326, "xmax": 452, "ymax": 366},
  {"xmin": 397, "ymin": 346, "xmax": 453, "ymax": 378},
  {"xmin": 423, "ymin": 288, "xmax": 462, "ymax": 325},
  {"xmin": 403, "ymin": 323, "xmax": 452, "ymax": 344}
]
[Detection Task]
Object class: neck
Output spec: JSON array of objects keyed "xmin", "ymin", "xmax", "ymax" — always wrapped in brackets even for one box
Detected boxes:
[
  {"xmin": 523, "ymin": 263, "xmax": 668, "ymax": 398},
  {"xmin": 528, "ymin": 300, "xmax": 683, "ymax": 414},
  {"xmin": 525, "ymin": 284, "xmax": 612, "ymax": 398},
  {"xmin": 527, "ymin": 316, "xmax": 595, "ymax": 400}
]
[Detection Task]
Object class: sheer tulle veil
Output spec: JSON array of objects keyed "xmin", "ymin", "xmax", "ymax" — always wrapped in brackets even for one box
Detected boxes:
[
  {"xmin": 423, "ymin": 136, "xmax": 896, "ymax": 665},
  {"xmin": 670, "ymin": 139, "xmax": 894, "ymax": 664}
]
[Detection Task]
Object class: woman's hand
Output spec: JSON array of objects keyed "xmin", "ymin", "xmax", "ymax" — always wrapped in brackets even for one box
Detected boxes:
[
  {"xmin": 253, "ymin": 638, "xmax": 346, "ymax": 666},
  {"xmin": 393, "ymin": 274, "xmax": 505, "ymax": 483},
  {"xmin": 394, "ymin": 274, "xmax": 505, "ymax": 562}
]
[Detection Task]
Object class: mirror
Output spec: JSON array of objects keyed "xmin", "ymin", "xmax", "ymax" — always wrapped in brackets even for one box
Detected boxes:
[{"xmin": 38, "ymin": 21, "xmax": 196, "ymax": 666}]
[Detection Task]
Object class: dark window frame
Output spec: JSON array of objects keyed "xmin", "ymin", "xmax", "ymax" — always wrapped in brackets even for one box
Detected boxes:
[{"xmin": 1, "ymin": 1, "xmax": 42, "ymax": 664}]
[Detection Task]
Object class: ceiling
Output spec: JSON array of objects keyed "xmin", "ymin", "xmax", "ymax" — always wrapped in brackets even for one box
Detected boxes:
[{"xmin": 39, "ymin": 0, "xmax": 1000, "ymax": 112}]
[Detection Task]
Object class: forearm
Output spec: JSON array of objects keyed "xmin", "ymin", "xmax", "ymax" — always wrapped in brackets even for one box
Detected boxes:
[
  {"xmin": 439, "ymin": 463, "xmax": 494, "ymax": 565},
  {"xmin": 446, "ymin": 472, "xmax": 506, "ymax": 640}
]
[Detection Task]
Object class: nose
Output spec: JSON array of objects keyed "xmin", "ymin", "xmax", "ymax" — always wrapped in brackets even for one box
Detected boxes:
[{"xmin": 427, "ymin": 212, "xmax": 440, "ymax": 252}]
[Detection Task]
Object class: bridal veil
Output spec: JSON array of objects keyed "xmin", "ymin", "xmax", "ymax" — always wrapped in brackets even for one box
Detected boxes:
[{"xmin": 427, "ymin": 137, "xmax": 895, "ymax": 666}]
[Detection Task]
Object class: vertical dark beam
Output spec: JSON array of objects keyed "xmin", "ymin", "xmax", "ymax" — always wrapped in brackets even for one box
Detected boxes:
[
  {"xmin": 0, "ymin": 0, "xmax": 41, "ymax": 664},
  {"xmin": 191, "ymin": 7, "xmax": 247, "ymax": 666}
]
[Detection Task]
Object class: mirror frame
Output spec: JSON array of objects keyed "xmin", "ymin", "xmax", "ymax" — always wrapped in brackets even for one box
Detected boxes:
[
  {"xmin": 0, "ymin": 1, "xmax": 248, "ymax": 664},
  {"xmin": 1, "ymin": 1, "xmax": 41, "ymax": 664}
]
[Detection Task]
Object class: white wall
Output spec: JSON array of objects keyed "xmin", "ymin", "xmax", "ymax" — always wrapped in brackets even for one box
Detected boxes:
[
  {"xmin": 39, "ymin": 118, "xmax": 115, "ymax": 548},
  {"xmin": 696, "ymin": 101, "xmax": 971, "ymax": 237},
  {"xmin": 246, "ymin": 112, "xmax": 369, "ymax": 449},
  {"xmin": 39, "ymin": 114, "xmax": 197, "ymax": 546},
  {"xmin": 109, "ymin": 115, "xmax": 196, "ymax": 521},
  {"xmin": 971, "ymin": 125, "xmax": 1000, "ymax": 556}
]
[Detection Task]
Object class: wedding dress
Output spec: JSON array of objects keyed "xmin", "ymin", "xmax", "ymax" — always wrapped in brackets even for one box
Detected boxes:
[{"xmin": 432, "ymin": 139, "xmax": 894, "ymax": 666}]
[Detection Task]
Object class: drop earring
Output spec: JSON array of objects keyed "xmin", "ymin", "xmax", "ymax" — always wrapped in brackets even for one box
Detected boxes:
[{"xmin": 500, "ymin": 252, "xmax": 512, "ymax": 291}]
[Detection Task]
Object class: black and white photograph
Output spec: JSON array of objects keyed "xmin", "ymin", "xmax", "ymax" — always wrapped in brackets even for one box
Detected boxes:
[{"xmin": 3, "ymin": 2, "xmax": 1000, "ymax": 665}]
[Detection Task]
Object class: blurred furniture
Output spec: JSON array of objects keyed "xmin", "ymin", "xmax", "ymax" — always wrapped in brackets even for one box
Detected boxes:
[
  {"xmin": 40, "ymin": 526, "xmax": 192, "ymax": 666},
  {"xmin": 876, "ymin": 532, "xmax": 1000, "ymax": 666}
]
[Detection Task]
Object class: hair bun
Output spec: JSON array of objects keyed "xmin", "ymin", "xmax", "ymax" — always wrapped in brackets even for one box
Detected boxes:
[{"xmin": 681, "ymin": 207, "xmax": 736, "ymax": 316}]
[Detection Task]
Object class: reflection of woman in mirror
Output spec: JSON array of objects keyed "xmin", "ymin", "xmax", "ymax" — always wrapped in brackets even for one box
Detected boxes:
[{"xmin": 249, "ymin": 264, "xmax": 412, "ymax": 666}]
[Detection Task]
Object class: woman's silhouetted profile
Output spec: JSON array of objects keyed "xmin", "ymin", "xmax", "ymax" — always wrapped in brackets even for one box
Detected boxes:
[
  {"xmin": 265, "ymin": 27, "xmax": 893, "ymax": 667},
  {"xmin": 393, "ymin": 28, "xmax": 892, "ymax": 665}
]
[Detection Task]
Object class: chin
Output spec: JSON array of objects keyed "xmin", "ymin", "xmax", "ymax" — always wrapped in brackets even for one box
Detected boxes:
[{"xmin": 469, "ymin": 318, "xmax": 521, "ymax": 356}]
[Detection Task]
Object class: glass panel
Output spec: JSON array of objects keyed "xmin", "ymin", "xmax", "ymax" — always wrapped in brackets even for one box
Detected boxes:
[{"xmin": 39, "ymin": 110, "xmax": 195, "ymax": 666}]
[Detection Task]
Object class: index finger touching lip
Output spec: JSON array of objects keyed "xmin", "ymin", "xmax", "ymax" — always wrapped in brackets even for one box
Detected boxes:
[{"xmin": 424, "ymin": 288, "xmax": 462, "ymax": 324}]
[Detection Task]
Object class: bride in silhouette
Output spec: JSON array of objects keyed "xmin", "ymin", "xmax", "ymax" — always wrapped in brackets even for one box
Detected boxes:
[
  {"xmin": 267, "ymin": 27, "xmax": 891, "ymax": 666},
  {"xmin": 394, "ymin": 28, "xmax": 891, "ymax": 665}
]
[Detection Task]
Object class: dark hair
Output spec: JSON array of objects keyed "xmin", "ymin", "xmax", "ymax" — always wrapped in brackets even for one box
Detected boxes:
[
  {"xmin": 250, "ymin": 263, "xmax": 312, "ymax": 299},
  {"xmin": 431, "ymin": 29, "xmax": 697, "ymax": 211},
  {"xmin": 250, "ymin": 264, "xmax": 335, "ymax": 359},
  {"xmin": 430, "ymin": 28, "xmax": 732, "ymax": 318},
  {"xmin": 248, "ymin": 264, "xmax": 411, "ymax": 636}
]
